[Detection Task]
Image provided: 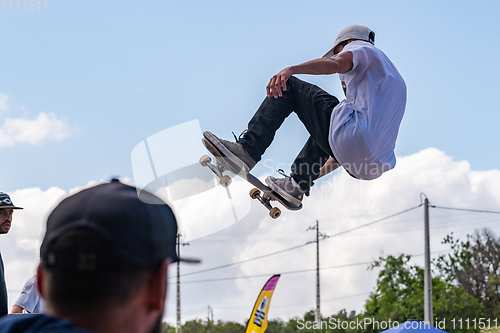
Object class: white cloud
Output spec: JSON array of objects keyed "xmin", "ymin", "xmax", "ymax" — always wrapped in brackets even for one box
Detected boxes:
[
  {"xmin": 1, "ymin": 148, "xmax": 499, "ymax": 322},
  {"xmin": 167, "ymin": 148, "xmax": 500, "ymax": 324},
  {"xmin": 0, "ymin": 93, "xmax": 74, "ymax": 147},
  {"xmin": 0, "ymin": 112, "xmax": 72, "ymax": 147}
]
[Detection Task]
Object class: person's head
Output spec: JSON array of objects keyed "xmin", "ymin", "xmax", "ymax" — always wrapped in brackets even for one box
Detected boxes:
[
  {"xmin": 37, "ymin": 179, "xmax": 197, "ymax": 333},
  {"xmin": 0, "ymin": 192, "xmax": 23, "ymax": 234},
  {"xmin": 323, "ymin": 24, "xmax": 375, "ymax": 58}
]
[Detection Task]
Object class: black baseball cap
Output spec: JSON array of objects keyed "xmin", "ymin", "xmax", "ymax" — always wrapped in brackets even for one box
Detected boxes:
[
  {"xmin": 0, "ymin": 192, "xmax": 23, "ymax": 210},
  {"xmin": 40, "ymin": 179, "xmax": 199, "ymax": 271}
]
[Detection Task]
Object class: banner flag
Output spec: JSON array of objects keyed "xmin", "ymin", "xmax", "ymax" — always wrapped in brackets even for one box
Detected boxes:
[{"xmin": 244, "ymin": 274, "xmax": 281, "ymax": 333}]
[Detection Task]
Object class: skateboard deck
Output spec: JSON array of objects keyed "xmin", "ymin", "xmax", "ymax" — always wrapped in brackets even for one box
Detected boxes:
[{"xmin": 200, "ymin": 137, "xmax": 302, "ymax": 219}]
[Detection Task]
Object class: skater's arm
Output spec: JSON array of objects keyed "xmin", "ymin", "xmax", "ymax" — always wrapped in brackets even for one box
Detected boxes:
[
  {"xmin": 318, "ymin": 157, "xmax": 341, "ymax": 179},
  {"xmin": 267, "ymin": 52, "xmax": 353, "ymax": 98},
  {"xmin": 290, "ymin": 52, "xmax": 354, "ymax": 75}
]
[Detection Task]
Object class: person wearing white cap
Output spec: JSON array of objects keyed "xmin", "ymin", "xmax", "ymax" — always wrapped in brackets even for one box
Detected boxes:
[{"xmin": 204, "ymin": 25, "xmax": 406, "ymax": 207}]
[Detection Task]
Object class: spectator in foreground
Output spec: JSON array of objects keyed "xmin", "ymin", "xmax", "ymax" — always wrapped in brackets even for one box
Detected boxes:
[{"xmin": 0, "ymin": 179, "xmax": 197, "ymax": 333}]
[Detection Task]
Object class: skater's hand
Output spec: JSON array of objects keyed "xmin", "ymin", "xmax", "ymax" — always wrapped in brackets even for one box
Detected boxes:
[{"xmin": 267, "ymin": 67, "xmax": 293, "ymax": 98}]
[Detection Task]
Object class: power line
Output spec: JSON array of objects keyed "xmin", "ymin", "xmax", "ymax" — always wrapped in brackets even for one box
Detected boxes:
[
  {"xmin": 212, "ymin": 292, "xmax": 372, "ymax": 310},
  {"xmin": 322, "ymin": 292, "xmax": 372, "ymax": 303},
  {"xmin": 171, "ymin": 199, "xmax": 499, "ymax": 322},
  {"xmin": 432, "ymin": 205, "xmax": 500, "ymax": 214},
  {"xmin": 271, "ymin": 292, "xmax": 372, "ymax": 309},
  {"xmin": 171, "ymin": 243, "xmax": 309, "ymax": 279},
  {"xmin": 322, "ymin": 204, "xmax": 423, "ymax": 240},
  {"xmin": 172, "ymin": 204, "xmax": 424, "ymax": 279},
  {"xmin": 174, "ymin": 201, "xmax": 497, "ymax": 281},
  {"xmin": 170, "ymin": 249, "xmax": 451, "ymax": 285},
  {"xmin": 175, "ymin": 261, "xmax": 373, "ymax": 285}
]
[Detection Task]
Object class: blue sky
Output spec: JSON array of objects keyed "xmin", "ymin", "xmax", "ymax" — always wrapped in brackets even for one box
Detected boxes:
[
  {"xmin": 1, "ymin": 0, "xmax": 500, "ymax": 324},
  {"xmin": 2, "ymin": 0, "xmax": 499, "ymax": 192}
]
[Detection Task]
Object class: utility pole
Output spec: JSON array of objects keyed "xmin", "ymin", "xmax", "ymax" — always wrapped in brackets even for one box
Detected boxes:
[
  {"xmin": 176, "ymin": 234, "xmax": 190, "ymax": 333},
  {"xmin": 307, "ymin": 220, "xmax": 326, "ymax": 323},
  {"xmin": 207, "ymin": 306, "xmax": 211, "ymax": 333},
  {"xmin": 423, "ymin": 197, "xmax": 433, "ymax": 326},
  {"xmin": 315, "ymin": 220, "xmax": 320, "ymax": 323},
  {"xmin": 176, "ymin": 234, "xmax": 181, "ymax": 333}
]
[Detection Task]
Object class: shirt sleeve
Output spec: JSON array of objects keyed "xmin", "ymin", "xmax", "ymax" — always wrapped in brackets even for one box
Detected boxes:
[
  {"xmin": 340, "ymin": 41, "xmax": 374, "ymax": 73},
  {"xmin": 14, "ymin": 276, "xmax": 39, "ymax": 313}
]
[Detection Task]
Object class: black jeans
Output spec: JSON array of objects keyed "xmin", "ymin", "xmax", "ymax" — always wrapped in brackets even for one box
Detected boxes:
[{"xmin": 240, "ymin": 76, "xmax": 339, "ymax": 192}]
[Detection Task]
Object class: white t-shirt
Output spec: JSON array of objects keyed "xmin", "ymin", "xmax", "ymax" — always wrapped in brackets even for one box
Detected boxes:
[
  {"xmin": 14, "ymin": 275, "xmax": 45, "ymax": 314},
  {"xmin": 328, "ymin": 41, "xmax": 406, "ymax": 180}
]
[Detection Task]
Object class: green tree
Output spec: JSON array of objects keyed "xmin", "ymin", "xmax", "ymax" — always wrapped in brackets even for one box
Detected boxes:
[
  {"xmin": 265, "ymin": 318, "xmax": 288, "ymax": 333},
  {"xmin": 213, "ymin": 320, "xmax": 245, "ymax": 333},
  {"xmin": 437, "ymin": 229, "xmax": 500, "ymax": 319},
  {"xmin": 162, "ymin": 322, "xmax": 174, "ymax": 333},
  {"xmin": 283, "ymin": 316, "xmax": 303, "ymax": 333},
  {"xmin": 363, "ymin": 254, "xmax": 484, "ymax": 333},
  {"xmin": 175, "ymin": 319, "xmax": 207, "ymax": 333},
  {"xmin": 165, "ymin": 319, "xmax": 246, "ymax": 333}
]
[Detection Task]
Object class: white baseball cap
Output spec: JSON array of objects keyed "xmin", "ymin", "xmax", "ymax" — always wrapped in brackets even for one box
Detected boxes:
[{"xmin": 323, "ymin": 25, "xmax": 375, "ymax": 58}]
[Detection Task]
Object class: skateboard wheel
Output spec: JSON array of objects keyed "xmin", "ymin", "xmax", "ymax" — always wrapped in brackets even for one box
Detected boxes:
[
  {"xmin": 249, "ymin": 188, "xmax": 261, "ymax": 199},
  {"xmin": 269, "ymin": 207, "xmax": 281, "ymax": 219},
  {"xmin": 220, "ymin": 175, "xmax": 232, "ymax": 187},
  {"xmin": 199, "ymin": 154, "xmax": 211, "ymax": 167}
]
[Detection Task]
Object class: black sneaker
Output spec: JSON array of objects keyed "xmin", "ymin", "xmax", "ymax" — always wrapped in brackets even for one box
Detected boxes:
[
  {"xmin": 203, "ymin": 131, "xmax": 257, "ymax": 174},
  {"xmin": 265, "ymin": 170, "xmax": 305, "ymax": 207}
]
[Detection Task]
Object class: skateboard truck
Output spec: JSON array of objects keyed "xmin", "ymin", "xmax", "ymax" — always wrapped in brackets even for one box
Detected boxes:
[
  {"xmin": 249, "ymin": 188, "xmax": 281, "ymax": 219},
  {"xmin": 199, "ymin": 155, "xmax": 232, "ymax": 187}
]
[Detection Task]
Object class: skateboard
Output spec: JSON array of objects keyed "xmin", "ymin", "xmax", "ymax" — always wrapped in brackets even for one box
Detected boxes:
[{"xmin": 200, "ymin": 137, "xmax": 302, "ymax": 219}]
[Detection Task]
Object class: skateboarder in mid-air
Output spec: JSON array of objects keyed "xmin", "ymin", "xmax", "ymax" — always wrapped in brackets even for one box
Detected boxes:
[{"xmin": 204, "ymin": 25, "xmax": 406, "ymax": 207}]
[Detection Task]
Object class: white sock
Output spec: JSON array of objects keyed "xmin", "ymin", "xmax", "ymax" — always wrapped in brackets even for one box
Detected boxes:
[{"xmin": 291, "ymin": 177, "xmax": 301, "ymax": 188}]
